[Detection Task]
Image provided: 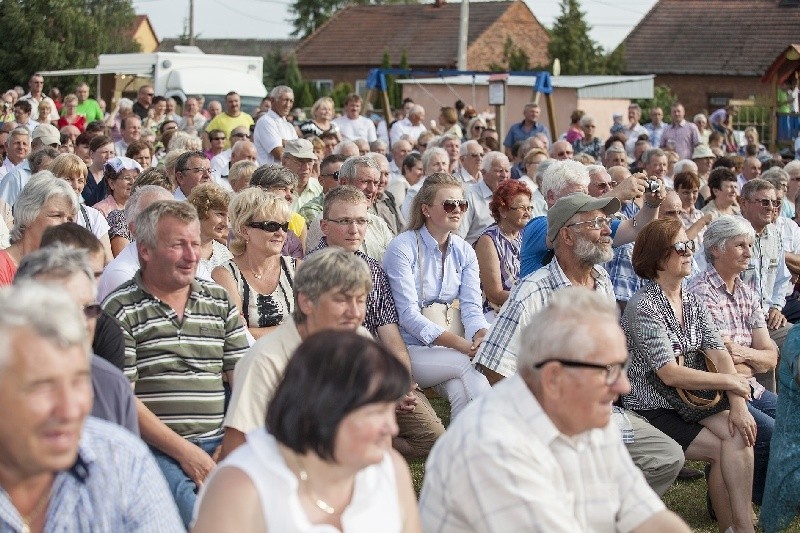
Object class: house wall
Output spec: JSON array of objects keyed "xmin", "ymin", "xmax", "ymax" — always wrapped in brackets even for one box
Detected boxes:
[
  {"xmin": 467, "ymin": 2, "xmax": 550, "ymax": 71},
  {"xmin": 654, "ymin": 74, "xmax": 769, "ymax": 116},
  {"xmin": 133, "ymin": 23, "xmax": 158, "ymax": 53}
]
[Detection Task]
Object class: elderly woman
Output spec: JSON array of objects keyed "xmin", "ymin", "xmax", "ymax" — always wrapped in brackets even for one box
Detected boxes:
[
  {"xmin": 464, "ymin": 116, "xmax": 487, "ymax": 142},
  {"xmin": 50, "ymin": 153, "xmax": 113, "ymax": 262},
  {"xmin": 694, "ymin": 113, "xmax": 712, "ymax": 145},
  {"xmin": 188, "ymin": 182, "xmax": 233, "ymax": 271},
  {"xmin": 36, "ymin": 100, "xmax": 56, "ymax": 126},
  {"xmin": 249, "ymin": 165, "xmax": 307, "ymax": 254},
  {"xmin": 702, "ymin": 167, "xmax": 741, "ymax": 217},
  {"xmin": 572, "ymin": 115, "xmax": 602, "ymax": 160},
  {"xmin": 674, "ymin": 170, "xmax": 714, "ymax": 247},
  {"xmin": 297, "ymin": 96, "xmax": 339, "ymax": 138},
  {"xmin": 92, "ymin": 156, "xmax": 142, "ymax": 218},
  {"xmin": 228, "ymin": 160, "xmax": 258, "ymax": 193},
  {"xmin": 384, "ymin": 173, "xmax": 491, "ymax": 419},
  {"xmin": 212, "ymin": 187, "xmax": 298, "ymax": 340},
  {"xmin": 57, "ymin": 94, "xmax": 86, "ymax": 132},
  {"xmin": 106, "ymin": 172, "xmax": 173, "ymax": 257},
  {"xmin": 687, "ymin": 215, "xmax": 778, "ymax": 508},
  {"xmin": 193, "ymin": 331, "xmax": 420, "ymax": 532},
  {"xmin": 0, "ymin": 172, "xmax": 78, "ymax": 284},
  {"xmin": 84, "ymin": 135, "xmax": 117, "ymax": 206},
  {"xmin": 104, "ymin": 97, "xmax": 133, "ymax": 142},
  {"xmin": 125, "ymin": 140, "xmax": 153, "ymax": 171},
  {"xmin": 622, "ymin": 218, "xmax": 757, "ymax": 533},
  {"xmin": 475, "ymin": 180, "xmax": 532, "ymax": 321}
]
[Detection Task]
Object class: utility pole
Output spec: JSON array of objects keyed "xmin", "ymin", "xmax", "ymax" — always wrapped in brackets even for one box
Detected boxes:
[
  {"xmin": 189, "ymin": 0, "xmax": 195, "ymax": 46},
  {"xmin": 457, "ymin": 0, "xmax": 469, "ymax": 71}
]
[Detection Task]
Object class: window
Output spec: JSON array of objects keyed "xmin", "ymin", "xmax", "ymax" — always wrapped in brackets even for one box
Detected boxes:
[{"xmin": 313, "ymin": 80, "xmax": 333, "ymax": 96}]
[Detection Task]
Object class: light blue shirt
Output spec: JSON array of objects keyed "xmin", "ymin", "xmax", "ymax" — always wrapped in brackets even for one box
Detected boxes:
[
  {"xmin": 0, "ymin": 417, "xmax": 183, "ymax": 532},
  {"xmin": 383, "ymin": 225, "xmax": 489, "ymax": 346},
  {"xmin": 0, "ymin": 160, "xmax": 32, "ymax": 205}
]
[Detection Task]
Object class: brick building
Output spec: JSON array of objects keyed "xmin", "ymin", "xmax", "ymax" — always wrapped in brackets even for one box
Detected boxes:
[
  {"xmin": 294, "ymin": 0, "xmax": 550, "ymax": 96},
  {"xmin": 621, "ymin": 0, "xmax": 800, "ymax": 117}
]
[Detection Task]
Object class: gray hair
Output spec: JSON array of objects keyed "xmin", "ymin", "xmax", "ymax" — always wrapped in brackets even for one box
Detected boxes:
[
  {"xmin": 7, "ymin": 126, "xmax": 30, "ymax": 143},
  {"xmin": 541, "ymin": 160, "xmax": 590, "ymax": 199},
  {"xmin": 338, "ymin": 155, "xmax": 379, "ymax": 184},
  {"xmin": 228, "ymin": 160, "xmax": 258, "ymax": 189},
  {"xmin": 333, "ymin": 140, "xmax": 358, "ymax": 156},
  {"xmin": 579, "ymin": 114, "xmax": 595, "ymax": 128},
  {"xmin": 460, "ymin": 140, "xmax": 481, "ymax": 157},
  {"xmin": 586, "ymin": 164, "xmax": 607, "ymax": 180},
  {"xmin": 642, "ymin": 148, "xmax": 666, "ymax": 166},
  {"xmin": 703, "ymin": 215, "xmax": 756, "ymax": 264},
  {"xmin": 369, "ymin": 139, "xmax": 388, "ymax": 153},
  {"xmin": 292, "ymin": 248, "xmax": 372, "ymax": 324},
  {"xmin": 740, "ymin": 178, "xmax": 774, "ymax": 200},
  {"xmin": 250, "ymin": 164, "xmax": 298, "ymax": 189},
  {"xmin": 0, "ymin": 282, "xmax": 89, "ymax": 371},
  {"xmin": 421, "ymin": 147, "xmax": 447, "ymax": 174},
  {"xmin": 14, "ymin": 244, "xmax": 94, "ymax": 285},
  {"xmin": 118, "ymin": 98, "xmax": 134, "ymax": 110},
  {"xmin": 125, "ymin": 185, "xmax": 173, "ymax": 238},
  {"xmin": 535, "ymin": 159, "xmax": 556, "ymax": 184},
  {"xmin": 517, "ymin": 286, "xmax": 618, "ymax": 370},
  {"xmin": 28, "ymin": 147, "xmax": 61, "ymax": 173},
  {"xmin": 673, "ymin": 159, "xmax": 698, "ymax": 175},
  {"xmin": 481, "ymin": 151, "xmax": 509, "ymax": 173},
  {"xmin": 134, "ymin": 200, "xmax": 198, "ymax": 250},
  {"xmin": 408, "ymin": 105, "xmax": 425, "ymax": 119},
  {"xmin": 761, "ymin": 167, "xmax": 790, "ymax": 189},
  {"xmin": 269, "ymin": 85, "xmax": 293, "ymax": 100},
  {"xmin": 11, "ymin": 172, "xmax": 78, "ymax": 243},
  {"xmin": 784, "ymin": 160, "xmax": 800, "ymax": 175},
  {"xmin": 168, "ymin": 131, "xmax": 202, "ymax": 152},
  {"xmin": 437, "ymin": 133, "xmax": 461, "ymax": 148}
]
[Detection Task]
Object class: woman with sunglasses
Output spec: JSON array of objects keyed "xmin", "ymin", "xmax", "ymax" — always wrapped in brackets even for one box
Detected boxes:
[
  {"xmin": 384, "ymin": 173, "xmax": 491, "ymax": 421},
  {"xmin": 464, "ymin": 117, "xmax": 487, "ymax": 142},
  {"xmin": 475, "ymin": 180, "xmax": 532, "ymax": 321},
  {"xmin": 205, "ymin": 129, "xmax": 226, "ymax": 160},
  {"xmin": 213, "ymin": 187, "xmax": 298, "ymax": 340},
  {"xmin": 622, "ymin": 218, "xmax": 757, "ymax": 533}
]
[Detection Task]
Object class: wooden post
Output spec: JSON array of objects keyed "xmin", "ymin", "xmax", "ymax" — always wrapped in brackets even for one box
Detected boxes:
[{"xmin": 545, "ymin": 92, "xmax": 557, "ymax": 144}]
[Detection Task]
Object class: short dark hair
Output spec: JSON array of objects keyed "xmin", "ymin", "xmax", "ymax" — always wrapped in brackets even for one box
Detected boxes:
[
  {"xmin": 40, "ymin": 222, "xmax": 104, "ymax": 256},
  {"xmin": 708, "ymin": 167, "xmax": 737, "ymax": 197},
  {"xmin": 266, "ymin": 331, "xmax": 410, "ymax": 461},
  {"xmin": 673, "ymin": 171, "xmax": 701, "ymax": 190},
  {"xmin": 712, "ymin": 156, "xmax": 735, "ymax": 170},
  {"xmin": 85, "ymin": 121, "xmax": 105, "ymax": 134},
  {"xmin": 175, "ymin": 150, "xmax": 207, "ymax": 172},
  {"xmin": 632, "ymin": 218, "xmax": 683, "ymax": 280},
  {"xmin": 13, "ymin": 100, "xmax": 31, "ymax": 114}
]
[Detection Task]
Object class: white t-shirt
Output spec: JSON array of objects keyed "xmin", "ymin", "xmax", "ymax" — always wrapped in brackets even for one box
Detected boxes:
[
  {"xmin": 254, "ymin": 110, "xmax": 298, "ymax": 165},
  {"xmin": 333, "ymin": 115, "xmax": 377, "ymax": 142},
  {"xmin": 77, "ymin": 204, "xmax": 110, "ymax": 239}
]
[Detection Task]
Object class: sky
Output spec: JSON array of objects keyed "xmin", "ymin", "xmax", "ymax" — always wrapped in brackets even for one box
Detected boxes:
[{"xmin": 132, "ymin": 0, "xmax": 659, "ymax": 52}]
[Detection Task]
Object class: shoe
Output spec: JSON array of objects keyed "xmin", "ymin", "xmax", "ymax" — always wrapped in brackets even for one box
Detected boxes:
[
  {"xmin": 677, "ymin": 466, "xmax": 704, "ymax": 481},
  {"xmin": 705, "ymin": 464, "xmax": 717, "ymax": 521}
]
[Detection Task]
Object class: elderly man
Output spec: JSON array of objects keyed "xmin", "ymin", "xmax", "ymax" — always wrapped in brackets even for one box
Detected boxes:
[
  {"xmin": 457, "ymin": 151, "xmax": 511, "ymax": 244},
  {"xmin": 0, "ymin": 283, "xmax": 184, "ymax": 531},
  {"xmin": 179, "ymin": 96, "xmax": 206, "ymax": 134},
  {"xmin": 457, "ymin": 140, "xmax": 483, "ymax": 183},
  {"xmin": 211, "ymin": 135, "xmax": 256, "ymax": 189},
  {"xmin": 644, "ymin": 106, "xmax": 667, "ymax": 149},
  {"xmin": 74, "ymin": 82, "xmax": 103, "ymax": 123},
  {"xmin": 298, "ymin": 154, "xmax": 347, "ymax": 225},
  {"xmin": 389, "ymin": 138, "xmax": 413, "ymax": 181},
  {"xmin": 518, "ymin": 160, "xmax": 660, "ymax": 278},
  {"xmin": 114, "ymin": 115, "xmax": 141, "ymax": 156},
  {"xmin": 438, "ymin": 133, "xmax": 461, "ymax": 174},
  {"xmin": 503, "ymin": 102, "xmax": 550, "ymax": 156},
  {"xmin": 204, "ymin": 92, "xmax": 254, "ymax": 149},
  {"xmin": 333, "ymin": 93, "xmax": 377, "ymax": 142},
  {"xmin": 604, "ymin": 144, "xmax": 628, "ymax": 169},
  {"xmin": 254, "ymin": 85, "xmax": 297, "ymax": 165},
  {"xmin": 103, "ymin": 200, "xmax": 249, "ymax": 526},
  {"xmin": 281, "ymin": 138, "xmax": 321, "ymax": 211},
  {"xmin": 623, "ymin": 103, "xmax": 649, "ymax": 158},
  {"xmin": 173, "ymin": 150, "xmax": 214, "ymax": 201},
  {"xmin": 549, "ymin": 139, "xmax": 574, "ymax": 160},
  {"xmin": 132, "ymin": 85, "xmax": 154, "ymax": 120},
  {"xmin": 422, "ymin": 288, "xmax": 689, "ymax": 532},
  {"xmin": 738, "ymin": 156, "xmax": 762, "ymax": 192},
  {"xmin": 367, "ymin": 151, "xmax": 405, "ymax": 235},
  {"xmin": 390, "ymin": 104, "xmax": 427, "ymax": 145},
  {"xmin": 220, "ymin": 248, "xmax": 374, "ymax": 458},
  {"xmin": 643, "ymin": 147, "xmax": 669, "ymax": 186},
  {"xmin": 660, "ymin": 103, "xmax": 701, "ymax": 160},
  {"xmin": 19, "ymin": 73, "xmax": 59, "ymax": 122},
  {"xmin": 0, "ymin": 126, "xmax": 31, "ymax": 180},
  {"xmin": 306, "ymin": 156, "xmax": 393, "ymax": 260},
  {"xmin": 309, "ymin": 186, "xmax": 445, "ymax": 457}
]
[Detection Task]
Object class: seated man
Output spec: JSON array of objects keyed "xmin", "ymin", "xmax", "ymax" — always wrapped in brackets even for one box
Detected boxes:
[
  {"xmin": 456, "ymin": 151, "xmax": 511, "ymax": 245},
  {"xmin": 103, "ymin": 200, "xmax": 249, "ymax": 526},
  {"xmin": 0, "ymin": 283, "xmax": 182, "ymax": 531},
  {"xmin": 220, "ymin": 248, "xmax": 374, "ymax": 458},
  {"xmin": 420, "ymin": 288, "xmax": 689, "ymax": 532}
]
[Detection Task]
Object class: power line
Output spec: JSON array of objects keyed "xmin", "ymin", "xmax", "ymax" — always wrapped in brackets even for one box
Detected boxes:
[{"xmin": 210, "ymin": 0, "xmax": 288, "ymax": 25}]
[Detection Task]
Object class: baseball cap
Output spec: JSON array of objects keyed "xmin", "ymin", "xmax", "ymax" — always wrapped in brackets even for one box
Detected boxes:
[
  {"xmin": 104, "ymin": 156, "xmax": 142, "ymax": 174},
  {"xmin": 32, "ymin": 123, "xmax": 60, "ymax": 145},
  {"xmin": 547, "ymin": 192, "xmax": 621, "ymax": 243},
  {"xmin": 284, "ymin": 138, "xmax": 317, "ymax": 160}
]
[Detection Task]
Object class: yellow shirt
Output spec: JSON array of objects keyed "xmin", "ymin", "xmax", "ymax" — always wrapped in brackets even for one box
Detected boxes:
[{"xmin": 205, "ymin": 112, "xmax": 255, "ymax": 148}]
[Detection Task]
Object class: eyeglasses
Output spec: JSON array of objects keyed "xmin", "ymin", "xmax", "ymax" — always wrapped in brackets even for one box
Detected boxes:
[
  {"xmin": 595, "ymin": 181, "xmax": 617, "ymax": 190},
  {"xmin": 566, "ymin": 216, "xmax": 611, "ymax": 230},
  {"xmin": 473, "ymin": 125, "xmax": 486, "ymax": 131},
  {"xmin": 247, "ymin": 220, "xmax": 289, "ymax": 232},
  {"xmin": 210, "ymin": 136, "xmax": 226, "ymax": 141},
  {"xmin": 467, "ymin": 152, "xmax": 483, "ymax": 158},
  {"xmin": 440, "ymin": 199, "xmax": 469, "ymax": 213},
  {"xmin": 671, "ymin": 240, "xmax": 696, "ymax": 256},
  {"xmin": 321, "ymin": 170, "xmax": 340, "ymax": 180},
  {"xmin": 181, "ymin": 167, "xmax": 215, "ymax": 176},
  {"xmin": 508, "ymin": 205, "xmax": 534, "ymax": 213},
  {"xmin": 231, "ymin": 133, "xmax": 251, "ymax": 139},
  {"xmin": 83, "ymin": 303, "xmax": 102, "ymax": 319},
  {"xmin": 750, "ymin": 198, "xmax": 781, "ymax": 208},
  {"xmin": 326, "ymin": 217, "xmax": 370, "ymax": 227},
  {"xmin": 534, "ymin": 357, "xmax": 631, "ymax": 386}
]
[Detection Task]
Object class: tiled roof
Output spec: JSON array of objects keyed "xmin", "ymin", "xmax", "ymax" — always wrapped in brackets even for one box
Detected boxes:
[
  {"xmin": 295, "ymin": 1, "xmax": 533, "ymax": 67},
  {"xmin": 622, "ymin": 0, "xmax": 800, "ymax": 76},
  {"xmin": 158, "ymin": 38, "xmax": 297, "ymax": 58}
]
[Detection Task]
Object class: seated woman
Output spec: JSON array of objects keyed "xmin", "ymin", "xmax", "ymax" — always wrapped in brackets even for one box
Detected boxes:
[
  {"xmin": 213, "ymin": 187, "xmax": 298, "ymax": 340},
  {"xmin": 249, "ymin": 165, "xmax": 308, "ymax": 256},
  {"xmin": 125, "ymin": 139, "xmax": 153, "ymax": 171},
  {"xmin": 297, "ymin": 96, "xmax": 339, "ymax": 139},
  {"xmin": 383, "ymin": 173, "xmax": 491, "ymax": 419},
  {"xmin": 386, "ymin": 152, "xmax": 422, "ymax": 209},
  {"xmin": 193, "ymin": 331, "xmax": 421, "ymax": 532},
  {"xmin": 464, "ymin": 117, "xmax": 487, "ymax": 142},
  {"xmin": 687, "ymin": 215, "xmax": 777, "ymax": 507},
  {"xmin": 622, "ymin": 218, "xmax": 756, "ymax": 533},
  {"xmin": 474, "ymin": 180, "xmax": 531, "ymax": 321},
  {"xmin": 702, "ymin": 167, "xmax": 741, "ymax": 217},
  {"xmin": 92, "ymin": 156, "xmax": 142, "ymax": 218},
  {"xmin": 187, "ymin": 182, "xmax": 233, "ymax": 272},
  {"xmin": 738, "ymin": 126, "xmax": 769, "ymax": 159},
  {"xmin": 674, "ymin": 170, "xmax": 714, "ymax": 248}
]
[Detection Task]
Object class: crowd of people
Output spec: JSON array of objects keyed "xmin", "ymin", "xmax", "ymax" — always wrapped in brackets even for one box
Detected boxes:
[{"xmin": 1, "ymin": 72, "xmax": 800, "ymax": 533}]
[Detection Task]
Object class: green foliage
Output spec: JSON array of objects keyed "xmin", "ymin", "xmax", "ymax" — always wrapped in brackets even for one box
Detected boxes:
[
  {"xmin": 547, "ymin": 0, "xmax": 622, "ymax": 75},
  {"xmin": 489, "ymin": 36, "xmax": 531, "ymax": 72},
  {"xmin": 263, "ymin": 49, "xmax": 287, "ymax": 89},
  {"xmin": 0, "ymin": 0, "xmax": 140, "ymax": 90},
  {"xmin": 633, "ymin": 85, "xmax": 678, "ymax": 125},
  {"xmin": 331, "ymin": 82, "xmax": 354, "ymax": 108},
  {"xmin": 289, "ymin": 0, "xmax": 420, "ymax": 39},
  {"xmin": 296, "ymin": 82, "xmax": 315, "ymax": 108}
]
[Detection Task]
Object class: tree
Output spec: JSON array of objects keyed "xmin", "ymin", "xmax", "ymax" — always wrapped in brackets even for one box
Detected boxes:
[
  {"xmin": 633, "ymin": 85, "xmax": 678, "ymax": 125},
  {"xmin": 547, "ymin": 0, "xmax": 622, "ymax": 75},
  {"xmin": 0, "ymin": 0, "xmax": 140, "ymax": 90},
  {"xmin": 289, "ymin": 0, "xmax": 419, "ymax": 39}
]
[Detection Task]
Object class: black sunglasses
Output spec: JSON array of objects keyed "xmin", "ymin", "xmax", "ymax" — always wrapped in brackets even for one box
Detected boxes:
[{"xmin": 247, "ymin": 220, "xmax": 289, "ymax": 233}]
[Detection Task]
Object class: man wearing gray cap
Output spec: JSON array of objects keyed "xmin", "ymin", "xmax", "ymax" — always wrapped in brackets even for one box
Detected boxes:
[
  {"xmin": 473, "ymin": 192, "xmax": 684, "ymax": 497},
  {"xmin": 281, "ymin": 138, "xmax": 321, "ymax": 211}
]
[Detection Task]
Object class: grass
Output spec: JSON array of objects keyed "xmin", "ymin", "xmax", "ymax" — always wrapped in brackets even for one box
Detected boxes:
[{"xmin": 410, "ymin": 397, "xmax": 800, "ymax": 532}]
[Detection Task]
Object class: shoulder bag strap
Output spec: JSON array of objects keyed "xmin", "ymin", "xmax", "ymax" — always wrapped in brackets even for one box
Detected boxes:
[{"xmin": 416, "ymin": 230, "xmax": 425, "ymax": 309}]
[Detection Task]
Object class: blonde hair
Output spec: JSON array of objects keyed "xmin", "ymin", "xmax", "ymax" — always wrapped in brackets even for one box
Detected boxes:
[
  {"xmin": 406, "ymin": 173, "xmax": 462, "ymax": 231},
  {"xmin": 50, "ymin": 153, "xmax": 88, "ymax": 179},
  {"xmin": 228, "ymin": 187, "xmax": 292, "ymax": 256}
]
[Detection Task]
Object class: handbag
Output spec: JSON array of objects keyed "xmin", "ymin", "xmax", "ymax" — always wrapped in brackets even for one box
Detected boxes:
[
  {"xmin": 647, "ymin": 349, "xmax": 729, "ymax": 424},
  {"xmin": 416, "ymin": 231, "xmax": 465, "ymax": 337}
]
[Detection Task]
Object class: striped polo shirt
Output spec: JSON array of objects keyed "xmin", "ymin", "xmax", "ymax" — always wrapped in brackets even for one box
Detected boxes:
[{"xmin": 103, "ymin": 272, "xmax": 249, "ymax": 439}]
